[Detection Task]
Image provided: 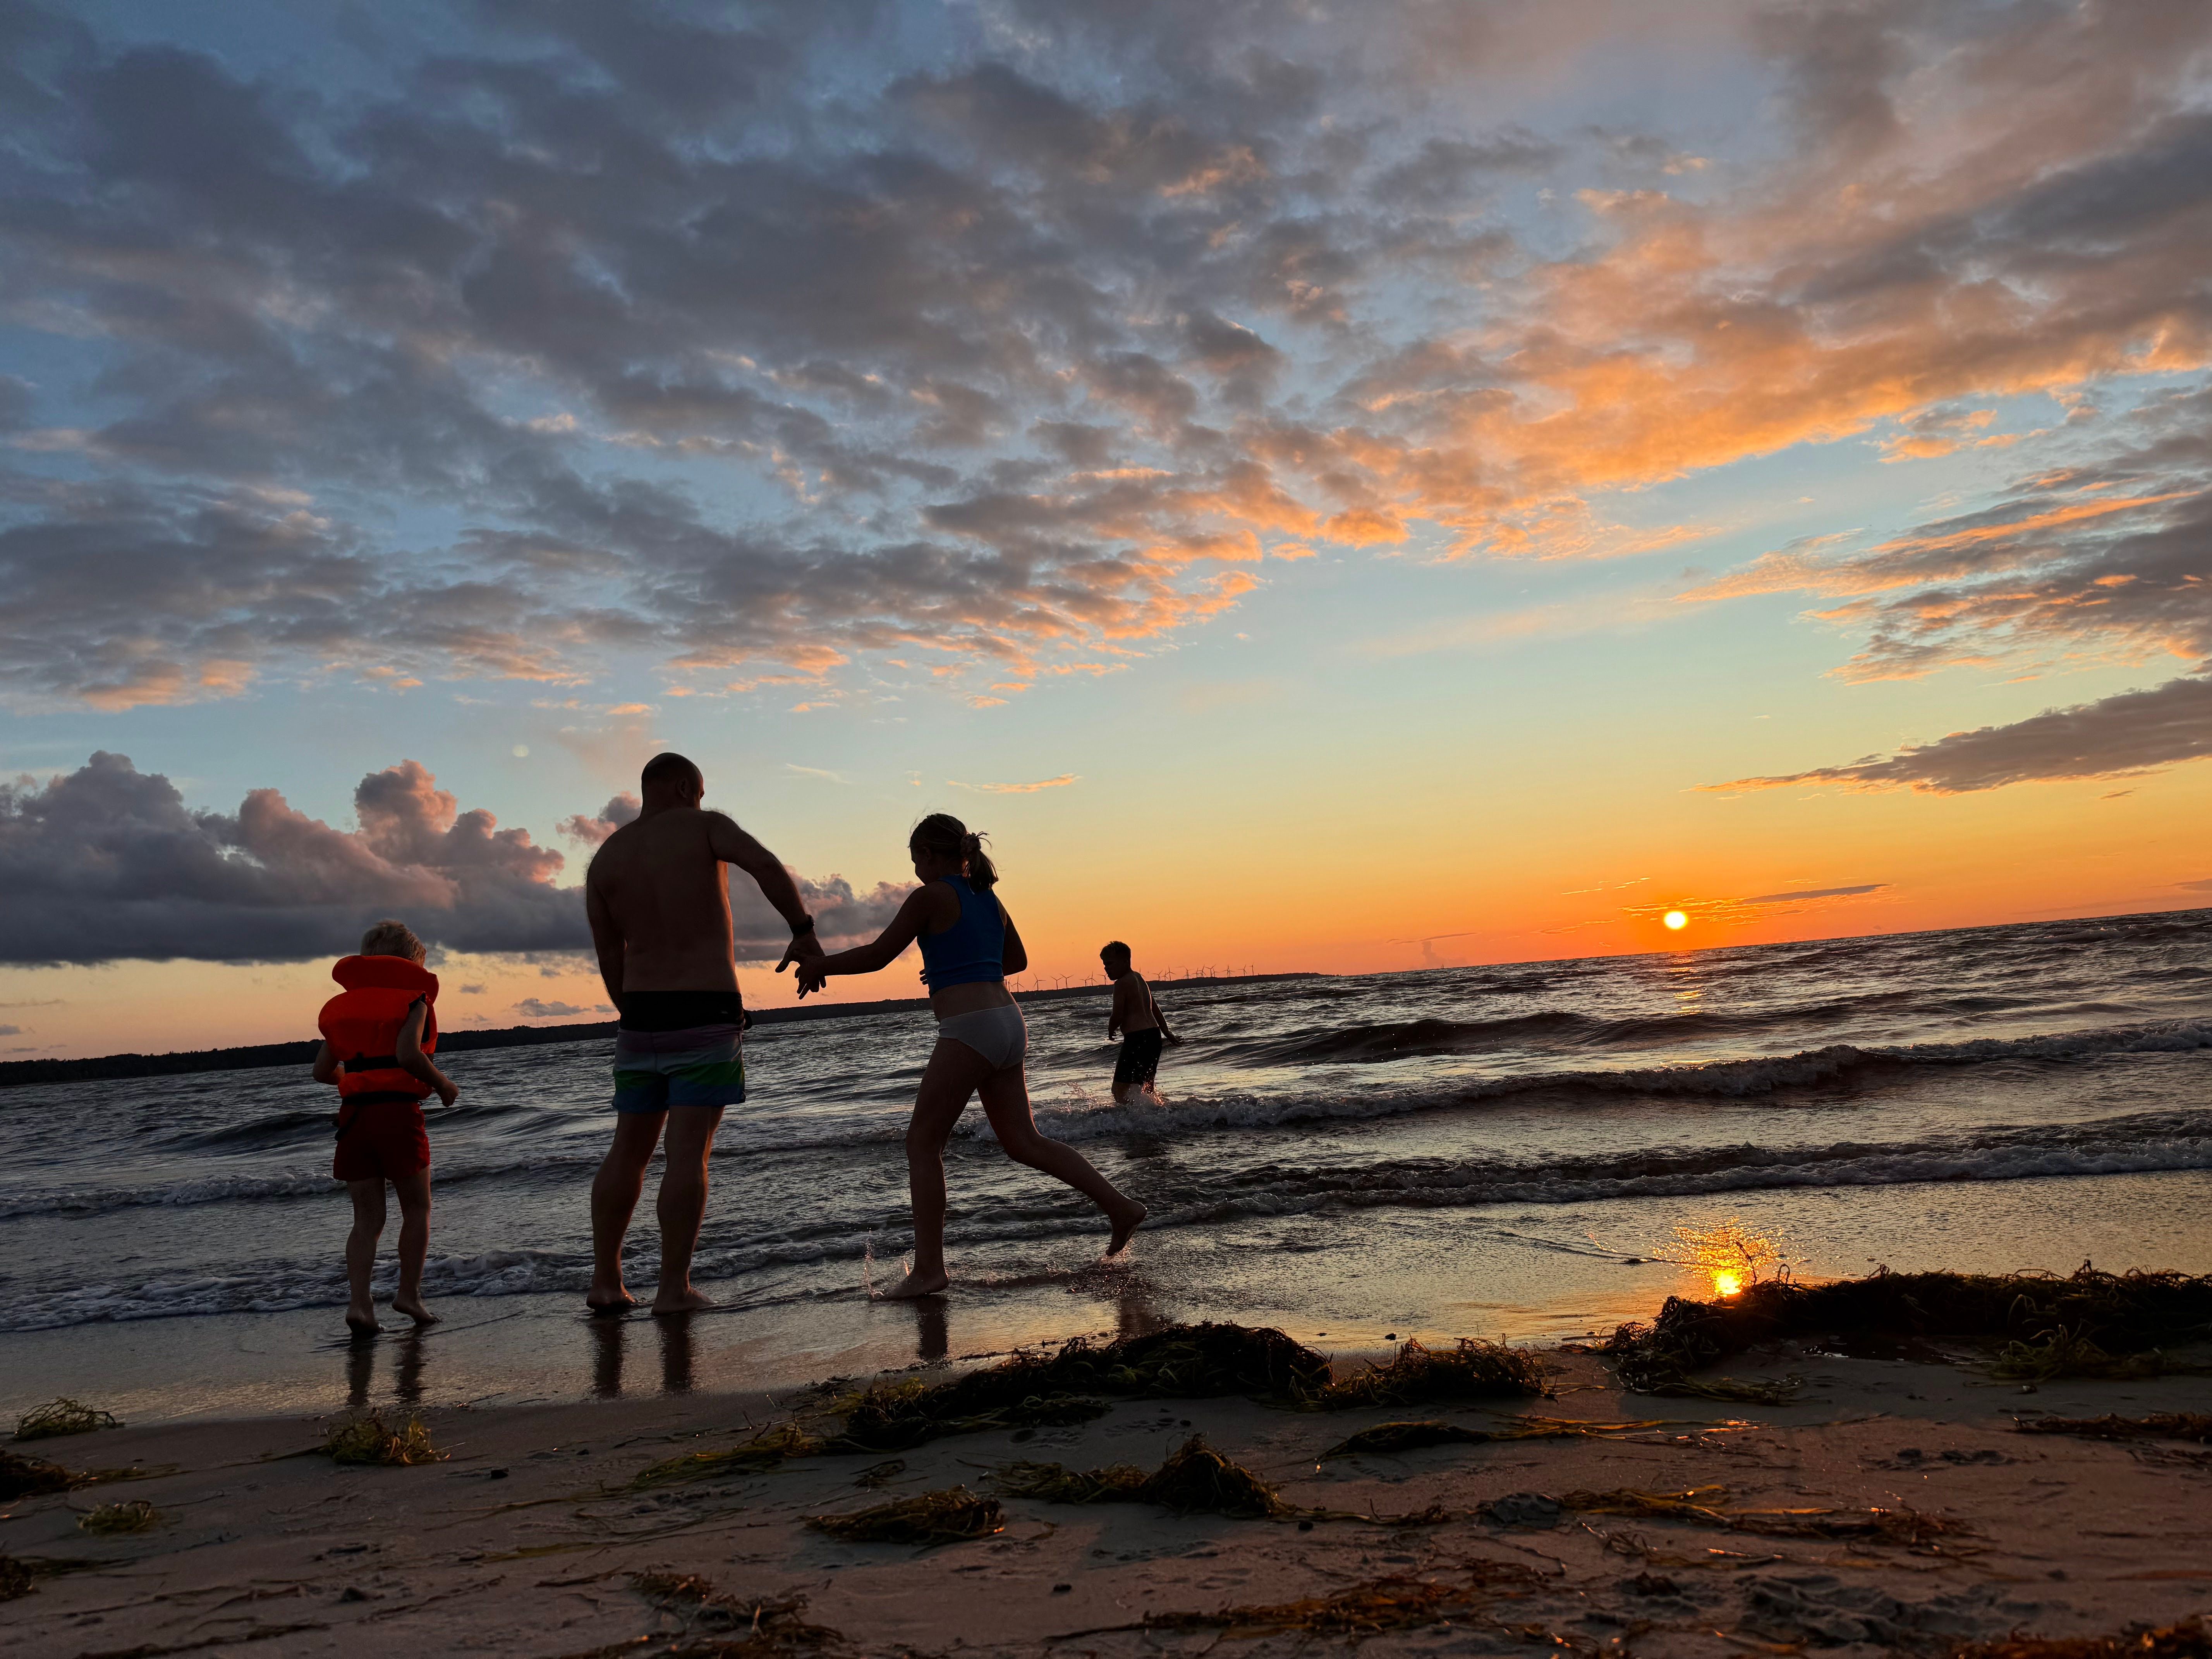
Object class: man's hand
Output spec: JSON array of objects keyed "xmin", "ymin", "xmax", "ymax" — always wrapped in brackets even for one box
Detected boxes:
[{"xmin": 776, "ymin": 929, "xmax": 826, "ymax": 974}]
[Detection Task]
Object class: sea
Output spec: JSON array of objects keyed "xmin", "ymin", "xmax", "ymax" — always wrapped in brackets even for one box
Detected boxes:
[{"xmin": 3, "ymin": 907, "xmax": 2209, "ymax": 1425}]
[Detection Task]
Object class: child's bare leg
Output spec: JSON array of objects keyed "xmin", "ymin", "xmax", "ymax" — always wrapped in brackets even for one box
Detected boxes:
[
  {"xmin": 651, "ymin": 1106, "xmax": 724, "ymax": 1314},
  {"xmin": 979, "ymin": 1066, "xmax": 1146, "ymax": 1255},
  {"xmin": 345, "ymin": 1179, "xmax": 386, "ymax": 1334},
  {"xmin": 388, "ymin": 1169, "xmax": 438, "ymax": 1325},
  {"xmin": 886, "ymin": 1040, "xmax": 985, "ymax": 1298}
]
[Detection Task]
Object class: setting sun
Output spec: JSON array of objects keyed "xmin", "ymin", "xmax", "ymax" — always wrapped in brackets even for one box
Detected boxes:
[{"xmin": 1663, "ymin": 910, "xmax": 1688, "ymax": 931}]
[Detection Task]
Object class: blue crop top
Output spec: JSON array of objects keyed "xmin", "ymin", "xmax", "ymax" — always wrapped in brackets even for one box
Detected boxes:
[{"xmin": 917, "ymin": 876, "xmax": 1005, "ymax": 988}]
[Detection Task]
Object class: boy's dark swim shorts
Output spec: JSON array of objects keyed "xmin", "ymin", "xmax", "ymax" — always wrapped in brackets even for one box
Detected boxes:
[
  {"xmin": 333, "ymin": 1099, "xmax": 430, "ymax": 1182},
  {"xmin": 1113, "ymin": 1027, "xmax": 1165, "ymax": 1089}
]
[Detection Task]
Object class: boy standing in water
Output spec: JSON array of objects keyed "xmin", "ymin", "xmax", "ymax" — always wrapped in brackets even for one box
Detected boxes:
[
  {"xmin": 313, "ymin": 919, "xmax": 459, "ymax": 1334},
  {"xmin": 1101, "ymin": 940, "xmax": 1178, "ymax": 1103}
]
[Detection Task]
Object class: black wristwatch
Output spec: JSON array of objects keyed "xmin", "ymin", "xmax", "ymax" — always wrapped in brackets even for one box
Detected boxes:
[{"xmin": 790, "ymin": 914, "xmax": 816, "ymax": 935}]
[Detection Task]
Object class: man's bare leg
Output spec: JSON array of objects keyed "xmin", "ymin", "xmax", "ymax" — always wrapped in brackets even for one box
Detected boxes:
[
  {"xmin": 388, "ymin": 1169, "xmax": 440, "ymax": 1325},
  {"xmin": 590, "ymin": 1112, "xmax": 665, "ymax": 1311},
  {"xmin": 980, "ymin": 1066, "xmax": 1147, "ymax": 1255},
  {"xmin": 884, "ymin": 1039, "xmax": 988, "ymax": 1298},
  {"xmin": 652, "ymin": 1105, "xmax": 724, "ymax": 1314},
  {"xmin": 345, "ymin": 1178, "xmax": 386, "ymax": 1334}
]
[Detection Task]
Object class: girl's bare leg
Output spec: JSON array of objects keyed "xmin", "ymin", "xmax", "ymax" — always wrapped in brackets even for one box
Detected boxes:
[
  {"xmin": 388, "ymin": 1169, "xmax": 439, "ymax": 1325},
  {"xmin": 978, "ymin": 1065, "xmax": 1147, "ymax": 1255},
  {"xmin": 884, "ymin": 1039, "xmax": 990, "ymax": 1298},
  {"xmin": 345, "ymin": 1179, "xmax": 386, "ymax": 1334}
]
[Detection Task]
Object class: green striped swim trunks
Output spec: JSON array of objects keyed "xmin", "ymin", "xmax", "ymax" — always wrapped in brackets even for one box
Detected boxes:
[{"xmin": 611, "ymin": 1021, "xmax": 746, "ymax": 1113}]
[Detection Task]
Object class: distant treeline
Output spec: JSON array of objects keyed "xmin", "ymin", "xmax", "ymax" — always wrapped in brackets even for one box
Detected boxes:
[{"xmin": 0, "ymin": 973, "xmax": 1317, "ymax": 1089}]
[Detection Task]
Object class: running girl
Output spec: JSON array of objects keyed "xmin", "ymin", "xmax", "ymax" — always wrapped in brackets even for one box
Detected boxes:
[{"xmin": 793, "ymin": 814, "xmax": 1146, "ymax": 1297}]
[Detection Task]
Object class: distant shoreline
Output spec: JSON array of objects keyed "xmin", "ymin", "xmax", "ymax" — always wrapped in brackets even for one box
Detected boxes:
[{"xmin": 0, "ymin": 972, "xmax": 1321, "ymax": 1089}]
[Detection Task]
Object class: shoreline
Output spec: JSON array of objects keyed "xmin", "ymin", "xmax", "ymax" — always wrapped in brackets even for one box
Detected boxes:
[
  {"xmin": 3, "ymin": 1306, "xmax": 2208, "ymax": 1656},
  {"xmin": 0, "ymin": 972, "xmax": 1322, "ymax": 1089}
]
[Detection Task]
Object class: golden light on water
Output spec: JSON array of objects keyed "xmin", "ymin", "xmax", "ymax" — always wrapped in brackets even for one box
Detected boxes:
[
  {"xmin": 1711, "ymin": 1269, "xmax": 1743, "ymax": 1298},
  {"xmin": 1662, "ymin": 910, "xmax": 1688, "ymax": 931},
  {"xmin": 1672, "ymin": 1219, "xmax": 1784, "ymax": 1302}
]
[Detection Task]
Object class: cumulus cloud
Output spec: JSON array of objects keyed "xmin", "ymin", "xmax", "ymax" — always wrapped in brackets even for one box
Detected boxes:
[
  {"xmin": 0, "ymin": 753, "xmax": 911, "ymax": 964},
  {"xmin": 558, "ymin": 794, "xmax": 641, "ymax": 846},
  {"xmin": 512, "ymin": 999, "xmax": 610, "ymax": 1020}
]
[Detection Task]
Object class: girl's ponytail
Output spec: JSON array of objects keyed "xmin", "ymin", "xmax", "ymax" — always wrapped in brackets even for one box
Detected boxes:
[{"xmin": 911, "ymin": 812, "xmax": 998, "ymax": 889}]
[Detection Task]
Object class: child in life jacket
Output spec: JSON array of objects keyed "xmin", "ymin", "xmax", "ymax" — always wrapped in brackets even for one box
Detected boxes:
[{"xmin": 313, "ymin": 919, "xmax": 459, "ymax": 1334}]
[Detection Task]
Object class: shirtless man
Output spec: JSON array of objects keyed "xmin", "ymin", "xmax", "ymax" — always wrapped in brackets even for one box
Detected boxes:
[
  {"xmin": 583, "ymin": 752, "xmax": 822, "ymax": 1313},
  {"xmin": 1101, "ymin": 940, "xmax": 1178, "ymax": 1104}
]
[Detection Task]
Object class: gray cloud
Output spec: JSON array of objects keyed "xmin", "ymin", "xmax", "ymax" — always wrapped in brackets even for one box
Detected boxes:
[
  {"xmin": 1712, "ymin": 672, "xmax": 2212, "ymax": 794},
  {"xmin": 512, "ymin": 998, "xmax": 611, "ymax": 1020},
  {"xmin": 0, "ymin": 752, "xmax": 908, "ymax": 964},
  {"xmin": 558, "ymin": 793, "xmax": 641, "ymax": 847},
  {"xmin": 1738, "ymin": 884, "xmax": 1889, "ymax": 904}
]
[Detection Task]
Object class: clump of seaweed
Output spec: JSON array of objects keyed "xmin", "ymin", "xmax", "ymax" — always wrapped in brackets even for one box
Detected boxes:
[
  {"xmin": 630, "ymin": 1422, "xmax": 819, "ymax": 1490},
  {"xmin": 0, "ymin": 1448, "xmax": 74, "ymax": 1500},
  {"xmin": 1562, "ymin": 1486, "xmax": 1730, "ymax": 1523},
  {"xmin": 1986, "ymin": 1327, "xmax": 2202, "ymax": 1382},
  {"xmin": 14, "ymin": 1398, "xmax": 119, "ymax": 1442},
  {"xmin": 77, "ymin": 1499, "xmax": 160, "ymax": 1535},
  {"xmin": 2017, "ymin": 1413, "xmax": 2212, "ymax": 1444},
  {"xmin": 1063, "ymin": 1561, "xmax": 1548, "ymax": 1643},
  {"xmin": 1321, "ymin": 1415, "xmax": 1664, "ymax": 1459},
  {"xmin": 1, "ymin": 1554, "xmax": 37, "ymax": 1602},
  {"xmin": 996, "ymin": 1433, "xmax": 1288, "ymax": 1519},
  {"xmin": 1316, "ymin": 1338, "xmax": 1547, "ymax": 1409},
  {"xmin": 1951, "ymin": 1619, "xmax": 2211, "ymax": 1658},
  {"xmin": 323, "ymin": 1413, "xmax": 442, "ymax": 1466},
  {"xmin": 1551, "ymin": 1486, "xmax": 1966, "ymax": 1550},
  {"xmin": 1605, "ymin": 1265, "xmax": 2212, "ymax": 1396},
  {"xmin": 837, "ymin": 1384, "xmax": 1105, "ymax": 1451},
  {"xmin": 628, "ymin": 1573, "xmax": 846, "ymax": 1652},
  {"xmin": 805, "ymin": 1485, "xmax": 1004, "ymax": 1545}
]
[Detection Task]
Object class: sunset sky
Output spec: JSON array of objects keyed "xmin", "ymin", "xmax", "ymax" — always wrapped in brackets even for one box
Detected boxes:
[{"xmin": 3, "ymin": 0, "xmax": 2209, "ymax": 1058}]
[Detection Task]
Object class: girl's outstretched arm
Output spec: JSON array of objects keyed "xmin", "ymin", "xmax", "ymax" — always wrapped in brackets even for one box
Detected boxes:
[{"xmin": 795, "ymin": 886, "xmax": 937, "ymax": 995}]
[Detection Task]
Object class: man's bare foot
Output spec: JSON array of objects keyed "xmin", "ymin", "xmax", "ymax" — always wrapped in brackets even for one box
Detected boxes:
[
  {"xmin": 586, "ymin": 1280, "xmax": 638, "ymax": 1314},
  {"xmin": 391, "ymin": 1294, "xmax": 440, "ymax": 1326},
  {"xmin": 880, "ymin": 1267, "xmax": 950, "ymax": 1300},
  {"xmin": 1105, "ymin": 1198, "xmax": 1148, "ymax": 1257},
  {"xmin": 651, "ymin": 1286, "xmax": 715, "ymax": 1315},
  {"xmin": 345, "ymin": 1306, "xmax": 381, "ymax": 1336}
]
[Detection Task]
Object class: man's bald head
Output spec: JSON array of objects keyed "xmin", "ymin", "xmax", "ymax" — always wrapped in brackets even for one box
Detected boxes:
[{"xmin": 640, "ymin": 751, "xmax": 704, "ymax": 808}]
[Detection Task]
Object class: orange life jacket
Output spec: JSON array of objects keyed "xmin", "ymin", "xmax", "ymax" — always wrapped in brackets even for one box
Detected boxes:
[{"xmin": 318, "ymin": 955, "xmax": 440, "ymax": 1104}]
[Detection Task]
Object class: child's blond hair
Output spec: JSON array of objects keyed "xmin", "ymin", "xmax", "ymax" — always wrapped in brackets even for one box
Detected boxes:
[{"xmin": 359, "ymin": 919, "xmax": 427, "ymax": 963}]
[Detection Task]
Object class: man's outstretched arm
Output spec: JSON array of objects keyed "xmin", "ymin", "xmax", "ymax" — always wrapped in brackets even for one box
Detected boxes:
[{"xmin": 705, "ymin": 813, "xmax": 824, "ymax": 967}]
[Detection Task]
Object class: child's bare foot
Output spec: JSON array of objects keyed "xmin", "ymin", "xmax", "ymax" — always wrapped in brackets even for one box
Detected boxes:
[
  {"xmin": 391, "ymin": 1294, "xmax": 440, "ymax": 1326},
  {"xmin": 651, "ymin": 1286, "xmax": 715, "ymax": 1315},
  {"xmin": 586, "ymin": 1276, "xmax": 638, "ymax": 1314},
  {"xmin": 880, "ymin": 1267, "xmax": 950, "ymax": 1300},
  {"xmin": 345, "ymin": 1305, "xmax": 381, "ymax": 1336},
  {"xmin": 1105, "ymin": 1197, "xmax": 1148, "ymax": 1257}
]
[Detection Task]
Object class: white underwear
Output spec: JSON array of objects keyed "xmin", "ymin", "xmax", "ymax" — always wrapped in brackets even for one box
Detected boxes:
[{"xmin": 936, "ymin": 1003, "xmax": 1027, "ymax": 1073}]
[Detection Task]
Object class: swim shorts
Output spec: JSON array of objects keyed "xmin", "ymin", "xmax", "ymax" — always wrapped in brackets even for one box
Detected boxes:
[
  {"xmin": 333, "ymin": 1098, "xmax": 430, "ymax": 1182},
  {"xmin": 613, "ymin": 990, "xmax": 747, "ymax": 1113},
  {"xmin": 1113, "ymin": 1027, "xmax": 1164, "ymax": 1089}
]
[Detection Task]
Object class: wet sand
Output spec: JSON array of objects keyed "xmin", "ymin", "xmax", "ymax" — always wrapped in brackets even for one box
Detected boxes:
[{"xmin": 4, "ymin": 1336, "xmax": 2209, "ymax": 1656}]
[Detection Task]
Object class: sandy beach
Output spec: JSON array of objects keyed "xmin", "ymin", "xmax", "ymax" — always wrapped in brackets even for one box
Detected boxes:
[{"xmin": 5, "ymin": 1311, "xmax": 2209, "ymax": 1657}]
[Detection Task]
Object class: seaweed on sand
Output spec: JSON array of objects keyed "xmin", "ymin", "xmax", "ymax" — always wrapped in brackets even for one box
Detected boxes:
[
  {"xmin": 1986, "ymin": 1327, "xmax": 2202, "ymax": 1382},
  {"xmin": 14, "ymin": 1398, "xmax": 119, "ymax": 1441},
  {"xmin": 1561, "ymin": 1486, "xmax": 1730, "ymax": 1523},
  {"xmin": 1604, "ymin": 1266, "xmax": 2212, "ymax": 1395},
  {"xmin": 804, "ymin": 1485, "xmax": 1004, "ymax": 1545},
  {"xmin": 0, "ymin": 1448, "xmax": 74, "ymax": 1499},
  {"xmin": 628, "ymin": 1573, "xmax": 846, "ymax": 1652},
  {"xmin": 1950, "ymin": 1619, "xmax": 2211, "ymax": 1658},
  {"xmin": 1321, "ymin": 1415, "xmax": 1664, "ymax": 1460},
  {"xmin": 77, "ymin": 1499, "xmax": 161, "ymax": 1535},
  {"xmin": 995, "ymin": 1434, "xmax": 1289, "ymax": 1519},
  {"xmin": 1316, "ymin": 1338, "xmax": 1548, "ymax": 1409},
  {"xmin": 0, "ymin": 1554, "xmax": 37, "ymax": 1602},
  {"xmin": 630, "ymin": 1423, "xmax": 820, "ymax": 1490},
  {"xmin": 1059, "ymin": 1561, "xmax": 1548, "ymax": 1643},
  {"xmin": 323, "ymin": 1413, "xmax": 442, "ymax": 1466},
  {"xmin": 1553, "ymin": 1486, "xmax": 1966, "ymax": 1549},
  {"xmin": 835, "ymin": 1321, "xmax": 1328, "ymax": 1450},
  {"xmin": 2016, "ymin": 1413, "xmax": 2212, "ymax": 1444}
]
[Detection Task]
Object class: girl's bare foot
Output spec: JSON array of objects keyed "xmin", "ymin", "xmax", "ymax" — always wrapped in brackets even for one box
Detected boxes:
[
  {"xmin": 651, "ymin": 1286, "xmax": 715, "ymax": 1315},
  {"xmin": 881, "ymin": 1267, "xmax": 950, "ymax": 1299},
  {"xmin": 345, "ymin": 1305, "xmax": 381, "ymax": 1336},
  {"xmin": 1105, "ymin": 1198, "xmax": 1148, "ymax": 1257},
  {"xmin": 391, "ymin": 1294, "xmax": 440, "ymax": 1326}
]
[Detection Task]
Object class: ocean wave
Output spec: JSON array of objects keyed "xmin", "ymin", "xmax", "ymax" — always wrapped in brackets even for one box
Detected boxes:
[{"xmin": 9, "ymin": 1122, "xmax": 2212, "ymax": 1331}]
